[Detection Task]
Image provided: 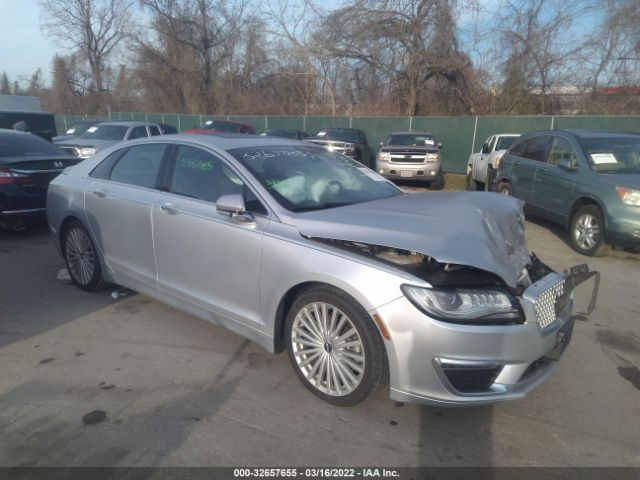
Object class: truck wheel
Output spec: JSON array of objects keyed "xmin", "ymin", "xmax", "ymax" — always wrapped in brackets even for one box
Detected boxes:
[
  {"xmin": 497, "ymin": 181, "xmax": 512, "ymax": 196},
  {"xmin": 570, "ymin": 205, "xmax": 609, "ymax": 257},
  {"xmin": 466, "ymin": 172, "xmax": 481, "ymax": 191},
  {"xmin": 429, "ymin": 173, "xmax": 445, "ymax": 190}
]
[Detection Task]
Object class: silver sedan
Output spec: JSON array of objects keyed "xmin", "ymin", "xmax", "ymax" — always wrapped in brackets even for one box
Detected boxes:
[{"xmin": 47, "ymin": 134, "xmax": 597, "ymax": 406}]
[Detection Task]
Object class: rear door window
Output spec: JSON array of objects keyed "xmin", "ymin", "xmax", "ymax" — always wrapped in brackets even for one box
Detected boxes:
[
  {"xmin": 109, "ymin": 144, "xmax": 167, "ymax": 188},
  {"xmin": 149, "ymin": 126, "xmax": 161, "ymax": 136},
  {"xmin": 513, "ymin": 136, "xmax": 550, "ymax": 162}
]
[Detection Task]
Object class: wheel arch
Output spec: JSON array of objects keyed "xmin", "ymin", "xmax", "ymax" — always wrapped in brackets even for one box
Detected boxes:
[
  {"xmin": 272, "ymin": 279, "xmax": 387, "ymax": 354},
  {"xmin": 567, "ymin": 196, "xmax": 607, "ymax": 230},
  {"xmin": 58, "ymin": 215, "xmax": 86, "ymax": 258}
]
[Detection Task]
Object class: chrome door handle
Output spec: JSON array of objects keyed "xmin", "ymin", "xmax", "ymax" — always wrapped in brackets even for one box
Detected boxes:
[
  {"xmin": 160, "ymin": 203, "xmax": 181, "ymax": 215},
  {"xmin": 92, "ymin": 189, "xmax": 107, "ymax": 198}
]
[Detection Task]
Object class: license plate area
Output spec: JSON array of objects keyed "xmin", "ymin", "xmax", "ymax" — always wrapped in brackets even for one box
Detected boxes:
[{"xmin": 400, "ymin": 170, "xmax": 414, "ymax": 178}]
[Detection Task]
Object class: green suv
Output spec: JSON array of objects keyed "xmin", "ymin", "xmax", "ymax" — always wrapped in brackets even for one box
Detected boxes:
[{"xmin": 494, "ymin": 130, "xmax": 640, "ymax": 256}]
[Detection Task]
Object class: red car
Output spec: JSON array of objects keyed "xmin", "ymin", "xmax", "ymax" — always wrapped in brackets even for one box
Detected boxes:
[{"xmin": 184, "ymin": 119, "xmax": 256, "ymax": 135}]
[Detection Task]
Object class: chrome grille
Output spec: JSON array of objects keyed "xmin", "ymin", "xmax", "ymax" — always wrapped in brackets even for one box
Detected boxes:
[{"xmin": 534, "ymin": 279, "xmax": 565, "ymax": 328}]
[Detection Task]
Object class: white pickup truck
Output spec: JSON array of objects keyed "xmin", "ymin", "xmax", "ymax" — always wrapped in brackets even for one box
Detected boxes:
[{"xmin": 466, "ymin": 134, "xmax": 520, "ymax": 191}]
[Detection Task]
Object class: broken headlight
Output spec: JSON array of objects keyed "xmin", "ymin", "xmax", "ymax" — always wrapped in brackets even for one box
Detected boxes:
[{"xmin": 401, "ymin": 285, "xmax": 524, "ymax": 324}]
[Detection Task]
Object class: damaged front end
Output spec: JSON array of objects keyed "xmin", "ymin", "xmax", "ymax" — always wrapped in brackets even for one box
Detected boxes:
[{"xmin": 313, "ymin": 238, "xmax": 599, "ymax": 330}]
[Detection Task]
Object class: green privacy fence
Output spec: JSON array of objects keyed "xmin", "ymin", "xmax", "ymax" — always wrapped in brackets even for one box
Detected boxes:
[{"xmin": 54, "ymin": 113, "xmax": 640, "ymax": 174}]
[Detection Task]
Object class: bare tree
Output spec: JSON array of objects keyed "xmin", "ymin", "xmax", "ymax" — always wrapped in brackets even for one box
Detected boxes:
[
  {"xmin": 40, "ymin": 0, "xmax": 133, "ymax": 94},
  {"xmin": 319, "ymin": 0, "xmax": 476, "ymax": 116},
  {"xmin": 138, "ymin": 0, "xmax": 251, "ymax": 112},
  {"xmin": 0, "ymin": 72, "xmax": 11, "ymax": 95},
  {"xmin": 495, "ymin": 0, "xmax": 595, "ymax": 114}
]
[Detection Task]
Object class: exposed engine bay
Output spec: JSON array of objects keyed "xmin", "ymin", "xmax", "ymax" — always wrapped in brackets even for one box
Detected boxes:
[{"xmin": 316, "ymin": 238, "xmax": 555, "ymax": 295}]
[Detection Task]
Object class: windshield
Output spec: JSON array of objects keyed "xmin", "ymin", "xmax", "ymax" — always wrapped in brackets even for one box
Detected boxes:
[
  {"xmin": 386, "ymin": 134, "xmax": 435, "ymax": 147},
  {"xmin": 66, "ymin": 120, "xmax": 98, "ymax": 135},
  {"xmin": 580, "ymin": 137, "xmax": 640, "ymax": 174},
  {"xmin": 315, "ymin": 128, "xmax": 359, "ymax": 143},
  {"xmin": 496, "ymin": 136, "xmax": 518, "ymax": 151},
  {"xmin": 230, "ymin": 146, "xmax": 402, "ymax": 212},
  {"xmin": 0, "ymin": 133, "xmax": 67, "ymax": 157},
  {"xmin": 81, "ymin": 125, "xmax": 128, "ymax": 140},
  {"xmin": 201, "ymin": 120, "xmax": 238, "ymax": 133}
]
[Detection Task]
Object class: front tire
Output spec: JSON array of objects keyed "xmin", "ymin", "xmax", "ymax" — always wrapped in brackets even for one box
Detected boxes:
[
  {"xmin": 285, "ymin": 285, "xmax": 387, "ymax": 406},
  {"xmin": 63, "ymin": 220, "xmax": 105, "ymax": 291},
  {"xmin": 429, "ymin": 173, "xmax": 445, "ymax": 190},
  {"xmin": 466, "ymin": 172, "xmax": 481, "ymax": 191},
  {"xmin": 570, "ymin": 205, "xmax": 609, "ymax": 256},
  {"xmin": 497, "ymin": 181, "xmax": 512, "ymax": 196}
]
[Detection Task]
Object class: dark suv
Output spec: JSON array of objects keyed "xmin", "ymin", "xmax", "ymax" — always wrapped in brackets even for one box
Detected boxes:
[
  {"xmin": 307, "ymin": 128, "xmax": 374, "ymax": 167},
  {"xmin": 494, "ymin": 130, "xmax": 640, "ymax": 256}
]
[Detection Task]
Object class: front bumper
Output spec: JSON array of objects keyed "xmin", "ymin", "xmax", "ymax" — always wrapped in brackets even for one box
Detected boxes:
[
  {"xmin": 374, "ymin": 267, "xmax": 598, "ymax": 406},
  {"xmin": 605, "ymin": 206, "xmax": 640, "ymax": 247},
  {"xmin": 376, "ymin": 160, "xmax": 441, "ymax": 180}
]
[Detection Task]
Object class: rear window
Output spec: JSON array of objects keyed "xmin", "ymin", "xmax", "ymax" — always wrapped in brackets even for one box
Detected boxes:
[
  {"xmin": 510, "ymin": 135, "xmax": 550, "ymax": 162},
  {"xmin": 0, "ymin": 133, "xmax": 67, "ymax": 157}
]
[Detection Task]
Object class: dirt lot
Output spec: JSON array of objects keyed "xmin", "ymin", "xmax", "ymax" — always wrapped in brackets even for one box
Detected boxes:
[{"xmin": 0, "ymin": 210, "xmax": 639, "ymax": 467}]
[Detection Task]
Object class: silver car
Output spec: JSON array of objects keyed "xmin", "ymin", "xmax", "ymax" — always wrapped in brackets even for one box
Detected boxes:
[{"xmin": 47, "ymin": 134, "xmax": 598, "ymax": 406}]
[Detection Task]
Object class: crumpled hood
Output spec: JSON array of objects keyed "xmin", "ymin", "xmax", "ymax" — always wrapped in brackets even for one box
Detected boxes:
[
  {"xmin": 294, "ymin": 192, "xmax": 531, "ymax": 288},
  {"xmin": 55, "ymin": 138, "xmax": 118, "ymax": 150}
]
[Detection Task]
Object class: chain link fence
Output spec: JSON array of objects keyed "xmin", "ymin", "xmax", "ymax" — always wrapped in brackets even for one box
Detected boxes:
[{"xmin": 54, "ymin": 113, "xmax": 640, "ymax": 174}]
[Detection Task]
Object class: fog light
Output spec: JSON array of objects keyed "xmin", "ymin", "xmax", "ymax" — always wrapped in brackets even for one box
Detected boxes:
[
  {"xmin": 430, "ymin": 170, "xmax": 437, "ymax": 176},
  {"xmin": 379, "ymin": 169, "xmax": 385, "ymax": 174}
]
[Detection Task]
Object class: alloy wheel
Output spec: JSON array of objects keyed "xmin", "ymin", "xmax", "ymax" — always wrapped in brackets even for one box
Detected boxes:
[
  {"xmin": 290, "ymin": 302, "xmax": 365, "ymax": 396},
  {"xmin": 573, "ymin": 213, "xmax": 600, "ymax": 250},
  {"xmin": 65, "ymin": 227, "xmax": 96, "ymax": 285}
]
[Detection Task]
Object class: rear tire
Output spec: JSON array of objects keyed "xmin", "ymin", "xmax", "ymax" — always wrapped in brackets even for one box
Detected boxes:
[
  {"xmin": 429, "ymin": 173, "xmax": 445, "ymax": 190},
  {"xmin": 569, "ymin": 205, "xmax": 609, "ymax": 257},
  {"xmin": 63, "ymin": 220, "xmax": 105, "ymax": 291},
  {"xmin": 285, "ymin": 285, "xmax": 387, "ymax": 406}
]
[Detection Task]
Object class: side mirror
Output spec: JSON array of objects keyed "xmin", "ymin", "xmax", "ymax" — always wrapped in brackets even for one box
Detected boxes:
[
  {"xmin": 438, "ymin": 142, "xmax": 443, "ymax": 149},
  {"xmin": 379, "ymin": 141, "xmax": 384, "ymax": 147},
  {"xmin": 558, "ymin": 158, "xmax": 577, "ymax": 171},
  {"xmin": 216, "ymin": 194, "xmax": 246, "ymax": 216}
]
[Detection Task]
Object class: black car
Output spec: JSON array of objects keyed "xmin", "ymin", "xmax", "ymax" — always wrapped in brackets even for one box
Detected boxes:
[
  {"xmin": 0, "ymin": 129, "xmax": 79, "ymax": 226},
  {"xmin": 307, "ymin": 127, "xmax": 374, "ymax": 167},
  {"xmin": 261, "ymin": 128, "xmax": 309, "ymax": 140}
]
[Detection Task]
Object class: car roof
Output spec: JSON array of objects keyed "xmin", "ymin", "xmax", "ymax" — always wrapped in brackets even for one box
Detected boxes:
[
  {"xmin": 94, "ymin": 121, "xmax": 157, "ymax": 127},
  {"xmin": 143, "ymin": 132, "xmax": 304, "ymax": 151},
  {"xmin": 524, "ymin": 129, "xmax": 640, "ymax": 140},
  {"xmin": 389, "ymin": 132, "xmax": 434, "ymax": 136}
]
